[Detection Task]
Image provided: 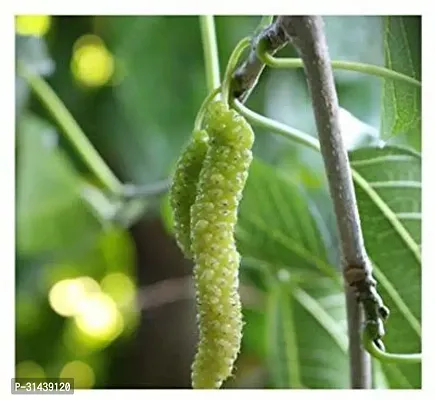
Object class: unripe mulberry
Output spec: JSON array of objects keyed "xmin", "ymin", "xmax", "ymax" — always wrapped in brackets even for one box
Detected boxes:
[
  {"xmin": 190, "ymin": 101, "xmax": 255, "ymax": 389},
  {"xmin": 169, "ymin": 130, "xmax": 209, "ymax": 259}
]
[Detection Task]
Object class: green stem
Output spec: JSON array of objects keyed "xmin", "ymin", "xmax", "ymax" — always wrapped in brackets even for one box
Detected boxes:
[
  {"xmin": 193, "ymin": 87, "xmax": 221, "ymax": 130},
  {"xmin": 233, "ymin": 99, "xmax": 320, "ymax": 152},
  {"xmin": 18, "ymin": 64, "xmax": 124, "ymax": 196},
  {"xmin": 258, "ymin": 49, "xmax": 422, "ymax": 87},
  {"xmin": 363, "ymin": 327, "xmax": 421, "ymax": 364},
  {"xmin": 221, "ymin": 37, "xmax": 251, "ymax": 105},
  {"xmin": 200, "ymin": 15, "xmax": 221, "ymax": 93},
  {"xmin": 254, "ymin": 16, "xmax": 274, "ymax": 35}
]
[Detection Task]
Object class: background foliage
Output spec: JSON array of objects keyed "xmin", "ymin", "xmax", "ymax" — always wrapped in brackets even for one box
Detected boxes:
[{"xmin": 15, "ymin": 15, "xmax": 421, "ymax": 389}]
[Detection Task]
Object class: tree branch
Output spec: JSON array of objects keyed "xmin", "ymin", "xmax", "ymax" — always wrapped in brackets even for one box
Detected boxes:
[
  {"xmin": 232, "ymin": 19, "xmax": 288, "ymax": 102},
  {"xmin": 122, "ymin": 178, "xmax": 171, "ymax": 199},
  {"xmin": 132, "ymin": 276, "xmax": 265, "ymax": 312},
  {"xmin": 268, "ymin": 16, "xmax": 379, "ymax": 388},
  {"xmin": 345, "ymin": 287, "xmax": 371, "ymax": 388}
]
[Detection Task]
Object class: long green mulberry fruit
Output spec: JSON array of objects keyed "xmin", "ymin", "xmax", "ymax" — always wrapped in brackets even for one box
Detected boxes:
[
  {"xmin": 169, "ymin": 130, "xmax": 209, "ymax": 259},
  {"xmin": 190, "ymin": 101, "xmax": 255, "ymax": 389}
]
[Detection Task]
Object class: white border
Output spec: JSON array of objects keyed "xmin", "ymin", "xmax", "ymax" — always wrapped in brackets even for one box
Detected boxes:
[
  {"xmin": 4, "ymin": 0, "xmax": 430, "ymax": 15},
  {"xmin": 2, "ymin": 1, "xmax": 432, "ymax": 398}
]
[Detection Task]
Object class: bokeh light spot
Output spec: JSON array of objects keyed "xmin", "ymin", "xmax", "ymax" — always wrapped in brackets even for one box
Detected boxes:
[
  {"xmin": 60, "ymin": 361, "xmax": 95, "ymax": 389},
  {"xmin": 48, "ymin": 276, "xmax": 101, "ymax": 317},
  {"xmin": 74, "ymin": 292, "xmax": 124, "ymax": 341},
  {"xmin": 16, "ymin": 361, "xmax": 45, "ymax": 379},
  {"xmin": 16, "ymin": 15, "xmax": 51, "ymax": 37},
  {"xmin": 49, "ymin": 279, "xmax": 87, "ymax": 317},
  {"xmin": 71, "ymin": 34, "xmax": 114, "ymax": 88},
  {"xmin": 75, "ymin": 276, "xmax": 101, "ymax": 296},
  {"xmin": 100, "ymin": 273, "xmax": 136, "ymax": 307}
]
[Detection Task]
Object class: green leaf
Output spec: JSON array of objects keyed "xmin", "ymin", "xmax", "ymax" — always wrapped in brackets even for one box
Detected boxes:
[
  {"xmin": 291, "ymin": 279, "xmax": 349, "ymax": 389},
  {"xmin": 266, "ymin": 276, "xmax": 349, "ymax": 389},
  {"xmin": 350, "ymin": 145, "xmax": 421, "ymax": 388},
  {"xmin": 237, "ymin": 159, "xmax": 338, "ymax": 282},
  {"xmin": 381, "ymin": 16, "xmax": 421, "ymax": 150},
  {"xmin": 16, "ymin": 113, "xmax": 101, "ymax": 258},
  {"xmin": 103, "ymin": 16, "xmax": 206, "ymax": 184},
  {"xmin": 266, "ymin": 280, "xmax": 302, "ymax": 388},
  {"xmin": 241, "ymin": 308, "xmax": 267, "ymax": 360},
  {"xmin": 236, "ymin": 159, "xmax": 349, "ymax": 388}
]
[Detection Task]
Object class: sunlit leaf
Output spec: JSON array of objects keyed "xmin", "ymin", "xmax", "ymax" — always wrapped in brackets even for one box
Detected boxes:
[{"xmin": 350, "ymin": 145, "xmax": 421, "ymax": 388}]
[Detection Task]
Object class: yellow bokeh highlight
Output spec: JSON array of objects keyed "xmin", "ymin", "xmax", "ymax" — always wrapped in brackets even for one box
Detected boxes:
[
  {"xmin": 48, "ymin": 277, "xmax": 100, "ymax": 317},
  {"xmin": 49, "ymin": 279, "xmax": 87, "ymax": 317},
  {"xmin": 16, "ymin": 15, "xmax": 51, "ymax": 37},
  {"xmin": 75, "ymin": 276, "xmax": 101, "ymax": 295},
  {"xmin": 63, "ymin": 320, "xmax": 109, "ymax": 354},
  {"xmin": 100, "ymin": 273, "xmax": 136, "ymax": 307},
  {"xmin": 49, "ymin": 276, "xmax": 124, "ymax": 343},
  {"xmin": 71, "ymin": 34, "xmax": 114, "ymax": 88},
  {"xmin": 16, "ymin": 361, "xmax": 46, "ymax": 379},
  {"xmin": 60, "ymin": 361, "xmax": 95, "ymax": 389},
  {"xmin": 74, "ymin": 292, "xmax": 124, "ymax": 341}
]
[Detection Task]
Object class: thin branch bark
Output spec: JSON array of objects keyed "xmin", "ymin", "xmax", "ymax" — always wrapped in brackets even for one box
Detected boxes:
[
  {"xmin": 122, "ymin": 178, "xmax": 171, "ymax": 199},
  {"xmin": 233, "ymin": 20, "xmax": 288, "ymax": 102},
  {"xmin": 277, "ymin": 16, "xmax": 372, "ymax": 388},
  {"xmin": 132, "ymin": 276, "xmax": 265, "ymax": 313},
  {"xmin": 346, "ymin": 287, "xmax": 371, "ymax": 388}
]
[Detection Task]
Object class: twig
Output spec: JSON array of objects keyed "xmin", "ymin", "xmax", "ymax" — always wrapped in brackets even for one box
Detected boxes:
[
  {"xmin": 345, "ymin": 288, "xmax": 371, "ymax": 388},
  {"xmin": 122, "ymin": 178, "xmax": 171, "ymax": 199},
  {"xmin": 231, "ymin": 17, "xmax": 420, "ymax": 104},
  {"xmin": 232, "ymin": 20, "xmax": 288, "ymax": 102},
  {"xmin": 18, "ymin": 62, "xmax": 171, "ymax": 203},
  {"xmin": 133, "ymin": 276, "xmax": 265, "ymax": 312},
  {"xmin": 259, "ymin": 53, "xmax": 422, "ymax": 87},
  {"xmin": 18, "ymin": 62, "xmax": 124, "ymax": 196},
  {"xmin": 278, "ymin": 16, "xmax": 373, "ymax": 388}
]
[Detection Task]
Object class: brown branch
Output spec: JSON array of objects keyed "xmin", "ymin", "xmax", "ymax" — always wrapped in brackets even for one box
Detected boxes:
[
  {"xmin": 278, "ymin": 16, "xmax": 372, "ymax": 388},
  {"xmin": 228, "ymin": 15, "xmax": 392, "ymax": 388},
  {"xmin": 132, "ymin": 276, "xmax": 265, "ymax": 312},
  {"xmin": 232, "ymin": 20, "xmax": 288, "ymax": 102}
]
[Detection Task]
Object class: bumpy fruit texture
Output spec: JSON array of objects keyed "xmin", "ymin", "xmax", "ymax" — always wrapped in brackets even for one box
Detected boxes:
[
  {"xmin": 190, "ymin": 101, "xmax": 254, "ymax": 389},
  {"xmin": 169, "ymin": 130, "xmax": 209, "ymax": 259}
]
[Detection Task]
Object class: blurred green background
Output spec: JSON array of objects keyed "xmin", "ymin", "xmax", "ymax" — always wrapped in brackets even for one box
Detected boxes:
[{"xmin": 15, "ymin": 15, "xmax": 421, "ymax": 389}]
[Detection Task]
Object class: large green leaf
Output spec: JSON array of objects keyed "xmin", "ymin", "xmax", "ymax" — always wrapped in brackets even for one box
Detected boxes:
[
  {"xmin": 236, "ymin": 159, "xmax": 350, "ymax": 388},
  {"xmin": 266, "ymin": 280, "xmax": 302, "ymax": 388},
  {"xmin": 381, "ymin": 16, "xmax": 421, "ymax": 150},
  {"xmin": 350, "ymin": 145, "xmax": 421, "ymax": 388},
  {"xmin": 237, "ymin": 160, "xmax": 338, "ymax": 282},
  {"xmin": 265, "ymin": 275, "xmax": 349, "ymax": 389},
  {"xmin": 103, "ymin": 16, "xmax": 206, "ymax": 184},
  {"xmin": 16, "ymin": 114, "xmax": 101, "ymax": 258}
]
